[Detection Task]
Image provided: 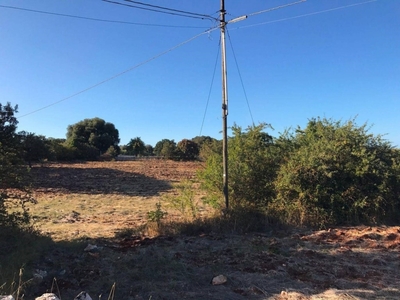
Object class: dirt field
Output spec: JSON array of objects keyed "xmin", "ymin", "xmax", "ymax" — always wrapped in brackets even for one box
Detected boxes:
[
  {"xmin": 29, "ymin": 160, "xmax": 203, "ymax": 240},
  {"xmin": 21, "ymin": 161, "xmax": 400, "ymax": 299}
]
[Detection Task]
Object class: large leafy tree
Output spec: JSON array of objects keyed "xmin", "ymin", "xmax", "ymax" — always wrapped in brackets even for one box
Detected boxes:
[
  {"xmin": 0, "ymin": 103, "xmax": 35, "ymax": 228},
  {"xmin": 65, "ymin": 117, "xmax": 120, "ymax": 159},
  {"xmin": 176, "ymin": 139, "xmax": 199, "ymax": 161},
  {"xmin": 126, "ymin": 137, "xmax": 146, "ymax": 156},
  {"xmin": 154, "ymin": 139, "xmax": 176, "ymax": 159}
]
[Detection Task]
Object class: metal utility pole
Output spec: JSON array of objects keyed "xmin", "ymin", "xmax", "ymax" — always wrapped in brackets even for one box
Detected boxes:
[{"xmin": 220, "ymin": 0, "xmax": 229, "ymax": 210}]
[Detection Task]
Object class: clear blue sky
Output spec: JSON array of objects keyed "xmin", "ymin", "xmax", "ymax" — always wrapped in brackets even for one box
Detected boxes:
[{"xmin": 1, "ymin": 0, "xmax": 399, "ymax": 147}]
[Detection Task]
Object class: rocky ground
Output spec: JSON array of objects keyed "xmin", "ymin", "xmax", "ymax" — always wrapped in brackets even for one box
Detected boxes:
[{"xmin": 28, "ymin": 225, "xmax": 400, "ymax": 299}]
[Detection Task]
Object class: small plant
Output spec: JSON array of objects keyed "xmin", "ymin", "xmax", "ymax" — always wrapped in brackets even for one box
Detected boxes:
[
  {"xmin": 166, "ymin": 180, "xmax": 198, "ymax": 220},
  {"xmin": 147, "ymin": 202, "xmax": 168, "ymax": 228}
]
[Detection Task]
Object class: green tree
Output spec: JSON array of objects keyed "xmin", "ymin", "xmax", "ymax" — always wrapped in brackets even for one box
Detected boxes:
[
  {"xmin": 192, "ymin": 136, "xmax": 219, "ymax": 161},
  {"xmin": 272, "ymin": 118, "xmax": 400, "ymax": 227},
  {"xmin": 0, "ymin": 103, "xmax": 35, "ymax": 228},
  {"xmin": 19, "ymin": 131, "xmax": 51, "ymax": 166},
  {"xmin": 176, "ymin": 139, "xmax": 199, "ymax": 161},
  {"xmin": 65, "ymin": 117, "xmax": 120, "ymax": 160},
  {"xmin": 154, "ymin": 139, "xmax": 176, "ymax": 159},
  {"xmin": 47, "ymin": 138, "xmax": 75, "ymax": 161},
  {"xmin": 126, "ymin": 137, "xmax": 146, "ymax": 156},
  {"xmin": 145, "ymin": 144, "xmax": 154, "ymax": 156}
]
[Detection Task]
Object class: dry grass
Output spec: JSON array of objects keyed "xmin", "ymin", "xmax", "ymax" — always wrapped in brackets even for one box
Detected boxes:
[{"xmin": 27, "ymin": 160, "xmax": 204, "ymax": 240}]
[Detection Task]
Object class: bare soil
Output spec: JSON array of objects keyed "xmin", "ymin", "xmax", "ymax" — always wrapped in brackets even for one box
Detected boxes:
[{"xmin": 20, "ymin": 161, "xmax": 400, "ymax": 299}]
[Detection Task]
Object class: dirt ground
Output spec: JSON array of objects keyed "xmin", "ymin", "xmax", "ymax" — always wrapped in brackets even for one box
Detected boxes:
[{"xmin": 23, "ymin": 161, "xmax": 400, "ymax": 299}]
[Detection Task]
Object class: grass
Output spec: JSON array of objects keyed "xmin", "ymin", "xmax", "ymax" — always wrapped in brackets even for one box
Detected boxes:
[{"xmin": 26, "ymin": 161, "xmax": 205, "ymax": 241}]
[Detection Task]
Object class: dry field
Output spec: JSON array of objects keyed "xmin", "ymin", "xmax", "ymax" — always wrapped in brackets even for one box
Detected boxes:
[
  {"xmin": 29, "ymin": 160, "xmax": 203, "ymax": 240},
  {"xmin": 10, "ymin": 160, "xmax": 400, "ymax": 299}
]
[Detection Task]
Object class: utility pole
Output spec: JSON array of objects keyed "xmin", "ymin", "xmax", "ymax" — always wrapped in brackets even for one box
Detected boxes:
[{"xmin": 220, "ymin": 0, "xmax": 229, "ymax": 210}]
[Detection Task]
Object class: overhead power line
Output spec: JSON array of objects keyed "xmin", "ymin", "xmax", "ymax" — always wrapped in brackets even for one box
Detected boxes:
[
  {"xmin": 103, "ymin": 0, "xmax": 216, "ymax": 21},
  {"xmin": 0, "ymin": 4, "xmax": 208, "ymax": 28},
  {"xmin": 199, "ymin": 41, "xmax": 220, "ymax": 136},
  {"xmin": 18, "ymin": 26, "xmax": 219, "ymax": 119},
  {"xmin": 226, "ymin": 30, "xmax": 254, "ymax": 126},
  {"xmin": 124, "ymin": 0, "xmax": 217, "ymax": 20},
  {"xmin": 234, "ymin": 0, "xmax": 377, "ymax": 30},
  {"xmin": 246, "ymin": 0, "xmax": 306, "ymax": 18}
]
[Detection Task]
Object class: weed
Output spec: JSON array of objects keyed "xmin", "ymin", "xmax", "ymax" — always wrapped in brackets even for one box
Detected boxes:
[
  {"xmin": 164, "ymin": 179, "xmax": 198, "ymax": 220},
  {"xmin": 147, "ymin": 202, "xmax": 168, "ymax": 228}
]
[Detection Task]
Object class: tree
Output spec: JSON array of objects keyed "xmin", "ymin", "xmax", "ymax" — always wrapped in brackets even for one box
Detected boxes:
[
  {"xmin": 47, "ymin": 138, "xmax": 75, "ymax": 161},
  {"xmin": 145, "ymin": 144, "xmax": 154, "ymax": 156},
  {"xmin": 126, "ymin": 137, "xmax": 146, "ymax": 156},
  {"xmin": 65, "ymin": 117, "xmax": 120, "ymax": 160},
  {"xmin": 0, "ymin": 103, "xmax": 35, "ymax": 228},
  {"xmin": 192, "ymin": 136, "xmax": 216, "ymax": 148},
  {"xmin": 154, "ymin": 139, "xmax": 176, "ymax": 159},
  {"xmin": 176, "ymin": 139, "xmax": 199, "ymax": 161},
  {"xmin": 19, "ymin": 131, "xmax": 50, "ymax": 166}
]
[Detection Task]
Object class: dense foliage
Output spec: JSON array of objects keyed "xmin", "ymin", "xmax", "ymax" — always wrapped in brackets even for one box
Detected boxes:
[
  {"xmin": 19, "ymin": 131, "xmax": 51, "ymax": 166},
  {"xmin": 154, "ymin": 139, "xmax": 176, "ymax": 159},
  {"xmin": 125, "ymin": 137, "xmax": 146, "ymax": 156},
  {"xmin": 65, "ymin": 117, "xmax": 120, "ymax": 160},
  {"xmin": 199, "ymin": 124, "xmax": 279, "ymax": 210},
  {"xmin": 272, "ymin": 118, "xmax": 400, "ymax": 227},
  {"xmin": 176, "ymin": 139, "xmax": 199, "ymax": 161},
  {"xmin": 0, "ymin": 103, "xmax": 35, "ymax": 229},
  {"xmin": 199, "ymin": 119, "xmax": 400, "ymax": 227}
]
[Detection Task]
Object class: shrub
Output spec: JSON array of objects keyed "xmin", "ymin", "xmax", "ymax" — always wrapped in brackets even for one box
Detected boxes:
[
  {"xmin": 272, "ymin": 118, "xmax": 400, "ymax": 227},
  {"xmin": 198, "ymin": 123, "xmax": 279, "ymax": 210}
]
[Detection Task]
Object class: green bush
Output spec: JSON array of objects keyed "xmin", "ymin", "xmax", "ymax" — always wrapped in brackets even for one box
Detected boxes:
[
  {"xmin": 272, "ymin": 118, "xmax": 400, "ymax": 227},
  {"xmin": 198, "ymin": 123, "xmax": 279, "ymax": 210}
]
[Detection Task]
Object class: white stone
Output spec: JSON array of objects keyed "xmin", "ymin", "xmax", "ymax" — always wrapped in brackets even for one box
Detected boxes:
[
  {"xmin": 35, "ymin": 293, "xmax": 60, "ymax": 300},
  {"xmin": 211, "ymin": 274, "xmax": 227, "ymax": 285},
  {"xmin": 74, "ymin": 291, "xmax": 93, "ymax": 300}
]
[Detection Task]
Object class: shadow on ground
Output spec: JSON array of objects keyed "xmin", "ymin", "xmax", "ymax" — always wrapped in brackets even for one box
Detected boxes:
[
  {"xmin": 30, "ymin": 165, "xmax": 172, "ymax": 196},
  {"xmin": 3, "ymin": 223, "xmax": 400, "ymax": 299}
]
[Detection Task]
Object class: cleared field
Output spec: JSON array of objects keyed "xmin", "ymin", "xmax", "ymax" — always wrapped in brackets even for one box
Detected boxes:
[
  {"xmin": 29, "ymin": 160, "xmax": 204, "ymax": 240},
  {"xmin": 7, "ymin": 160, "xmax": 400, "ymax": 299}
]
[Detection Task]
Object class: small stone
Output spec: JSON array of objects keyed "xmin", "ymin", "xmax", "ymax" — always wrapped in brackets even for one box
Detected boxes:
[
  {"xmin": 0, "ymin": 296, "xmax": 15, "ymax": 300},
  {"xmin": 84, "ymin": 244, "xmax": 98, "ymax": 252},
  {"xmin": 74, "ymin": 291, "xmax": 93, "ymax": 300},
  {"xmin": 212, "ymin": 274, "xmax": 227, "ymax": 285},
  {"xmin": 35, "ymin": 293, "xmax": 60, "ymax": 300}
]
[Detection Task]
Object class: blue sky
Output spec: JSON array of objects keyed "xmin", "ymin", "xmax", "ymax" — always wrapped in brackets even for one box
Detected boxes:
[{"xmin": 1, "ymin": 0, "xmax": 399, "ymax": 147}]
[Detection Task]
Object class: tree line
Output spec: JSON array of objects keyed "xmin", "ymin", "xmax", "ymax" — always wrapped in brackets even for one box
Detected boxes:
[
  {"xmin": 4, "ymin": 109, "xmax": 214, "ymax": 163},
  {"xmin": 2, "ymin": 101, "xmax": 400, "ymax": 229}
]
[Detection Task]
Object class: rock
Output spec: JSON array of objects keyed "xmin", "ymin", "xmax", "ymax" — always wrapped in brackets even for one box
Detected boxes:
[
  {"xmin": 211, "ymin": 274, "xmax": 227, "ymax": 285},
  {"xmin": 74, "ymin": 291, "xmax": 93, "ymax": 300},
  {"xmin": 84, "ymin": 244, "xmax": 98, "ymax": 252},
  {"xmin": 35, "ymin": 293, "xmax": 60, "ymax": 300},
  {"xmin": 0, "ymin": 296, "xmax": 15, "ymax": 300}
]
